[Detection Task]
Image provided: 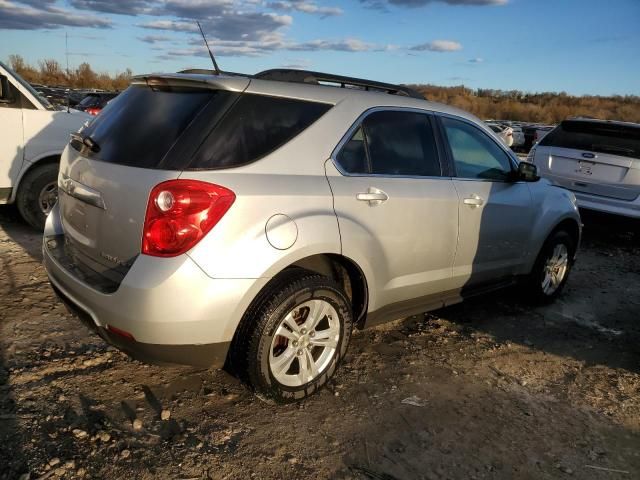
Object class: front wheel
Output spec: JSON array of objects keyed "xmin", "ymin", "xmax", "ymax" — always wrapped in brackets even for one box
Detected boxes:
[
  {"xmin": 236, "ymin": 269, "xmax": 353, "ymax": 403},
  {"xmin": 523, "ymin": 230, "xmax": 575, "ymax": 304}
]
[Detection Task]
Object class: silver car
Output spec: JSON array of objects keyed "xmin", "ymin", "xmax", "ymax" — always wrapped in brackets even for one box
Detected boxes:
[
  {"xmin": 43, "ymin": 69, "xmax": 581, "ymax": 402},
  {"xmin": 529, "ymin": 118, "xmax": 640, "ymax": 219}
]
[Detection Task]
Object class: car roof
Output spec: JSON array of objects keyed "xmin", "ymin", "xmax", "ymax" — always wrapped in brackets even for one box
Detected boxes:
[
  {"xmin": 565, "ymin": 117, "xmax": 640, "ymax": 128},
  {"xmin": 133, "ymin": 71, "xmax": 485, "ymax": 126}
]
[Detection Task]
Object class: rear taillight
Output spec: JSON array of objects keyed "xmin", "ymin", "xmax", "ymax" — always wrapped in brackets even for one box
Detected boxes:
[
  {"xmin": 142, "ymin": 180, "xmax": 235, "ymax": 257},
  {"xmin": 86, "ymin": 107, "xmax": 101, "ymax": 116}
]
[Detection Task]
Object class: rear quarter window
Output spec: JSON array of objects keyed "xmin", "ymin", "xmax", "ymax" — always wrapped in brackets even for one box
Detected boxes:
[
  {"xmin": 540, "ymin": 120, "xmax": 640, "ymax": 160},
  {"xmin": 188, "ymin": 94, "xmax": 332, "ymax": 170}
]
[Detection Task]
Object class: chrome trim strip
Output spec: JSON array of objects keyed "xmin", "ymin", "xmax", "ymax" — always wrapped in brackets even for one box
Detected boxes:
[{"xmin": 58, "ymin": 173, "xmax": 106, "ymax": 210}]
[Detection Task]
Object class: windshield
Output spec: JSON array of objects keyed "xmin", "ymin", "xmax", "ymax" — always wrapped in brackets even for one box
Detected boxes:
[{"xmin": 0, "ymin": 60, "xmax": 55, "ymax": 110}]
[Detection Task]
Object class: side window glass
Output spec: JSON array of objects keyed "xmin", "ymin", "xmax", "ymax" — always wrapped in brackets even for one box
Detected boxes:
[
  {"xmin": 336, "ymin": 126, "xmax": 368, "ymax": 174},
  {"xmin": 442, "ymin": 116, "xmax": 513, "ymax": 181},
  {"xmin": 364, "ymin": 111, "xmax": 441, "ymax": 177},
  {"xmin": 0, "ymin": 76, "xmax": 21, "ymax": 109}
]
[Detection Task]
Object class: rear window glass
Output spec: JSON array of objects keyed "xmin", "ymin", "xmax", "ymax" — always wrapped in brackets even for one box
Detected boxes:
[
  {"xmin": 189, "ymin": 94, "xmax": 332, "ymax": 169},
  {"xmin": 72, "ymin": 86, "xmax": 331, "ymax": 170},
  {"xmin": 540, "ymin": 120, "xmax": 640, "ymax": 160},
  {"xmin": 75, "ymin": 85, "xmax": 221, "ymax": 169}
]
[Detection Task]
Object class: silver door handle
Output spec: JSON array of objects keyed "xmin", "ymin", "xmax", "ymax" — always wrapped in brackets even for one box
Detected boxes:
[
  {"xmin": 356, "ymin": 192, "xmax": 388, "ymax": 202},
  {"xmin": 356, "ymin": 188, "xmax": 388, "ymax": 206},
  {"xmin": 463, "ymin": 195, "xmax": 484, "ymax": 207}
]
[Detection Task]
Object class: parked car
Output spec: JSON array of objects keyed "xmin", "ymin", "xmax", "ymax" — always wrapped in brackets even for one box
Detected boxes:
[
  {"xmin": 76, "ymin": 92, "xmax": 119, "ymax": 116},
  {"xmin": 31, "ymin": 85, "xmax": 86, "ymax": 109},
  {"xmin": 534, "ymin": 125, "xmax": 554, "ymax": 144},
  {"xmin": 522, "ymin": 124, "xmax": 539, "ymax": 152},
  {"xmin": 0, "ymin": 61, "xmax": 91, "ymax": 229},
  {"xmin": 44, "ymin": 69, "xmax": 581, "ymax": 402},
  {"xmin": 529, "ymin": 118, "xmax": 640, "ymax": 218},
  {"xmin": 487, "ymin": 123, "xmax": 514, "ymax": 147},
  {"xmin": 510, "ymin": 125, "xmax": 525, "ymax": 149}
]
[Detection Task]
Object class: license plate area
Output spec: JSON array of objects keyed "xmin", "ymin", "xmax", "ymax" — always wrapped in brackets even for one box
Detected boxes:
[{"xmin": 576, "ymin": 160, "xmax": 595, "ymax": 175}]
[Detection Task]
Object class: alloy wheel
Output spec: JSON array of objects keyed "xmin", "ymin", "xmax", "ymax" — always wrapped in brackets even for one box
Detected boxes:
[
  {"xmin": 542, "ymin": 244, "xmax": 569, "ymax": 295},
  {"xmin": 269, "ymin": 299, "xmax": 340, "ymax": 387}
]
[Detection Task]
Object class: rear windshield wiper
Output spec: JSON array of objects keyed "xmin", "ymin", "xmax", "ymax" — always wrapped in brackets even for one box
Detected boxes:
[{"xmin": 70, "ymin": 132, "xmax": 101, "ymax": 153}]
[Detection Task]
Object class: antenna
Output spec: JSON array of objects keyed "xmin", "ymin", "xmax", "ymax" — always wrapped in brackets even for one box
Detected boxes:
[
  {"xmin": 65, "ymin": 31, "xmax": 70, "ymax": 112},
  {"xmin": 196, "ymin": 21, "xmax": 220, "ymax": 75}
]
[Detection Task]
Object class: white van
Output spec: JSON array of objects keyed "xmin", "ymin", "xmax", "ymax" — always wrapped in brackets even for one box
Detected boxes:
[{"xmin": 0, "ymin": 61, "xmax": 90, "ymax": 229}]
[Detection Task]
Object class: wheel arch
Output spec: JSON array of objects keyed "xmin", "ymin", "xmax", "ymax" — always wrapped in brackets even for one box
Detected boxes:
[
  {"xmin": 548, "ymin": 217, "xmax": 581, "ymax": 255},
  {"xmin": 10, "ymin": 153, "xmax": 61, "ymax": 203},
  {"xmin": 289, "ymin": 253, "xmax": 369, "ymax": 328}
]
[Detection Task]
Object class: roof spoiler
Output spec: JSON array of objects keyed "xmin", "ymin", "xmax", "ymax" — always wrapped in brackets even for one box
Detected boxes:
[{"xmin": 131, "ymin": 73, "xmax": 249, "ymax": 92}]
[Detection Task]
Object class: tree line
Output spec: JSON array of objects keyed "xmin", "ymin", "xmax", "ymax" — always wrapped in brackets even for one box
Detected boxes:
[
  {"xmin": 410, "ymin": 84, "xmax": 640, "ymax": 124},
  {"xmin": 7, "ymin": 54, "xmax": 132, "ymax": 91},
  {"xmin": 6, "ymin": 54, "xmax": 639, "ymax": 124}
]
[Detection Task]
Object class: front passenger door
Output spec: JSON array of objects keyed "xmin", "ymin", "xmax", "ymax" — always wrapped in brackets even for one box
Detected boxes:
[{"xmin": 438, "ymin": 115, "xmax": 533, "ymax": 288}]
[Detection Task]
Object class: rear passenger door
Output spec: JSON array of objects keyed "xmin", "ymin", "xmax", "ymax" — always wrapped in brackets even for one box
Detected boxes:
[
  {"xmin": 325, "ymin": 109, "xmax": 459, "ymax": 314},
  {"xmin": 437, "ymin": 115, "xmax": 533, "ymax": 288}
]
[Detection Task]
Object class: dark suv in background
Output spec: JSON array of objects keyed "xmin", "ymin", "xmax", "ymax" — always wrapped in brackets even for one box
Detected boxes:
[{"xmin": 75, "ymin": 92, "xmax": 119, "ymax": 115}]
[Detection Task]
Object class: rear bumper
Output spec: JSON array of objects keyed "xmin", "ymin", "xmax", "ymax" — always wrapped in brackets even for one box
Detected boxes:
[
  {"xmin": 573, "ymin": 190, "xmax": 640, "ymax": 219},
  {"xmin": 51, "ymin": 282, "xmax": 230, "ymax": 367},
  {"xmin": 43, "ymin": 204, "xmax": 269, "ymax": 368}
]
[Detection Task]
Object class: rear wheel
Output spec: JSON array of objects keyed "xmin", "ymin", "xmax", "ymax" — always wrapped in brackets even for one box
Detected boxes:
[
  {"xmin": 16, "ymin": 163, "xmax": 59, "ymax": 231},
  {"xmin": 523, "ymin": 230, "xmax": 575, "ymax": 304},
  {"xmin": 234, "ymin": 268, "xmax": 353, "ymax": 403}
]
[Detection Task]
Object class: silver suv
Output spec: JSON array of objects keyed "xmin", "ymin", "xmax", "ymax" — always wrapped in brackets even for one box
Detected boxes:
[{"xmin": 43, "ymin": 69, "xmax": 581, "ymax": 402}]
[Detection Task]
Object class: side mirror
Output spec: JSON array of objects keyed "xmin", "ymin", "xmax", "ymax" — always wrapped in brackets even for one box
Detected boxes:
[{"xmin": 515, "ymin": 161, "xmax": 540, "ymax": 182}]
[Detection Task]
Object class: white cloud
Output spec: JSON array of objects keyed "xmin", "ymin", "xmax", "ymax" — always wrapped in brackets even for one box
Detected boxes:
[
  {"xmin": 0, "ymin": 0, "xmax": 112, "ymax": 29},
  {"xmin": 410, "ymin": 40, "xmax": 462, "ymax": 52},
  {"xmin": 267, "ymin": 1, "xmax": 342, "ymax": 17}
]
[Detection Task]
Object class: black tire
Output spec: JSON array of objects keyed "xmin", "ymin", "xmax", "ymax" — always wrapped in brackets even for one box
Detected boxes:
[
  {"xmin": 16, "ymin": 162, "xmax": 59, "ymax": 231},
  {"xmin": 232, "ymin": 268, "xmax": 353, "ymax": 403},
  {"xmin": 523, "ymin": 230, "xmax": 576, "ymax": 304}
]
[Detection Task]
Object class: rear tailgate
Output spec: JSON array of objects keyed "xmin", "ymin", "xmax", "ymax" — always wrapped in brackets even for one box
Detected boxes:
[
  {"xmin": 537, "ymin": 120, "xmax": 640, "ymax": 201},
  {"xmin": 55, "ymin": 75, "xmax": 248, "ymax": 284},
  {"xmin": 543, "ymin": 147, "xmax": 639, "ymax": 200},
  {"xmin": 58, "ymin": 151, "xmax": 178, "ymax": 277}
]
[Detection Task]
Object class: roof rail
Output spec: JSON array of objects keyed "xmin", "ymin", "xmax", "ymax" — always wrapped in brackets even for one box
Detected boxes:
[{"xmin": 253, "ymin": 69, "xmax": 425, "ymax": 100}]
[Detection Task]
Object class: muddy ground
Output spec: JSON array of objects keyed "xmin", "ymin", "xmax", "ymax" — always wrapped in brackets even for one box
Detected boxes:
[{"xmin": 0, "ymin": 205, "xmax": 638, "ymax": 480}]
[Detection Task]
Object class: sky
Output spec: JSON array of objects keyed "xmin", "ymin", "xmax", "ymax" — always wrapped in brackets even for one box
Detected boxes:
[{"xmin": 0, "ymin": 0, "xmax": 639, "ymax": 96}]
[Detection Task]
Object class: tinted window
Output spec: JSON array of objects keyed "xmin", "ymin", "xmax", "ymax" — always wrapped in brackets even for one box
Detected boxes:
[
  {"xmin": 336, "ymin": 127, "xmax": 368, "ymax": 174},
  {"xmin": 0, "ymin": 75, "xmax": 34, "ymax": 110},
  {"xmin": 335, "ymin": 111, "xmax": 441, "ymax": 176},
  {"xmin": 74, "ymin": 85, "xmax": 222, "ymax": 169},
  {"xmin": 540, "ymin": 120, "xmax": 640, "ymax": 160},
  {"xmin": 191, "ymin": 94, "xmax": 331, "ymax": 169},
  {"xmin": 365, "ymin": 111, "xmax": 440, "ymax": 176},
  {"xmin": 442, "ymin": 116, "xmax": 513, "ymax": 181}
]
